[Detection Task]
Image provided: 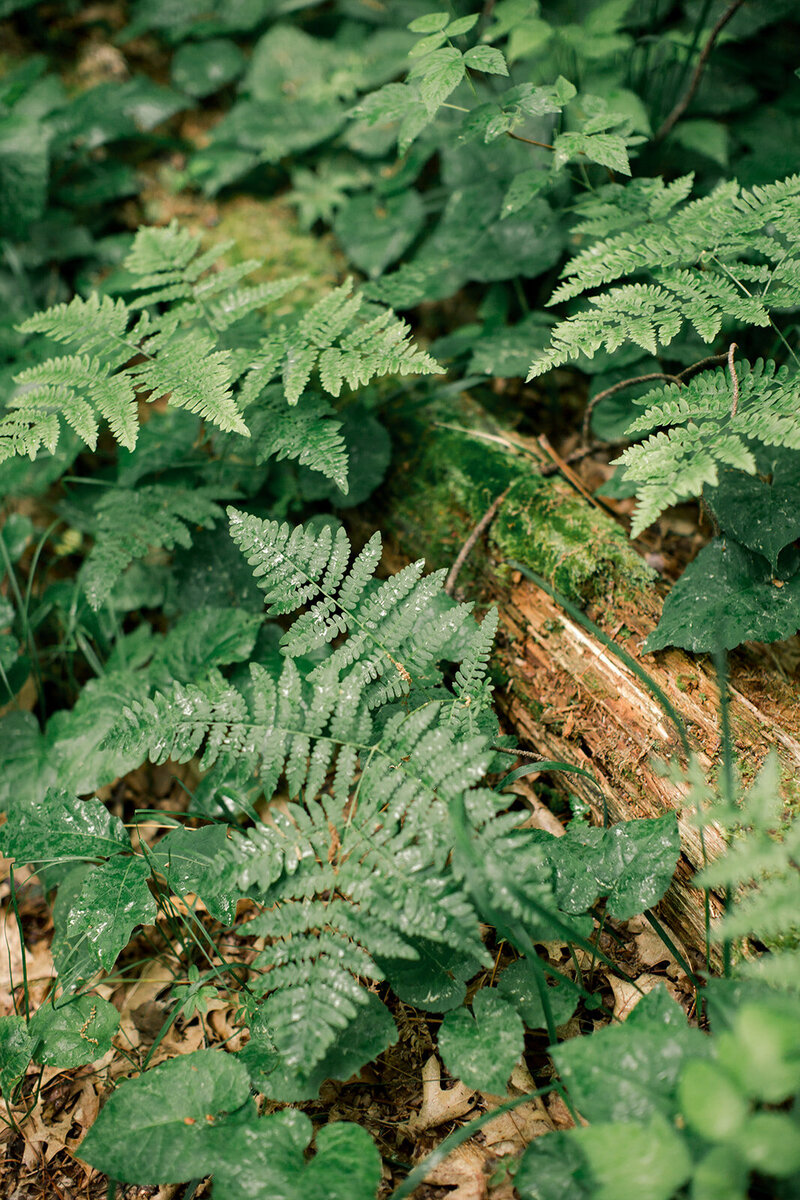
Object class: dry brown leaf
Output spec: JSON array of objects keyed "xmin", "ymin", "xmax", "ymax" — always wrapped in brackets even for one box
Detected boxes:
[
  {"xmin": 405, "ymin": 1055, "xmax": 478, "ymax": 1132},
  {"xmin": 423, "ymin": 1142, "xmax": 487, "ymax": 1200},
  {"xmin": 627, "ymin": 913, "xmax": 690, "ymax": 978},
  {"xmin": 608, "ymin": 972, "xmax": 661, "ymax": 1021}
]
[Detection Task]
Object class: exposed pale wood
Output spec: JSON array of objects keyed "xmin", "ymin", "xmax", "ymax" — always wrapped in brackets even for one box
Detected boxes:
[{"xmin": 375, "ymin": 394, "xmax": 800, "ymax": 966}]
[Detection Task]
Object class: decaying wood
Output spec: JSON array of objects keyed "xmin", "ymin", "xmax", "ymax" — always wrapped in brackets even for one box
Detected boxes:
[{"xmin": 376, "ymin": 392, "xmax": 800, "ymax": 966}]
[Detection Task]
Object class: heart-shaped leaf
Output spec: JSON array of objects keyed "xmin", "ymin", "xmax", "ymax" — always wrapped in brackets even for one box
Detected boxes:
[
  {"xmin": 438, "ymin": 989, "xmax": 523, "ymax": 1093},
  {"xmin": 0, "ymin": 788, "xmax": 130, "ymax": 864},
  {"xmin": 29, "ymin": 994, "xmax": 119, "ymax": 1068}
]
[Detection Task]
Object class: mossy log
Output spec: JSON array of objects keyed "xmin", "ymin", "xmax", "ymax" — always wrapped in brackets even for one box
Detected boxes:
[{"xmin": 374, "ymin": 392, "xmax": 800, "ymax": 967}]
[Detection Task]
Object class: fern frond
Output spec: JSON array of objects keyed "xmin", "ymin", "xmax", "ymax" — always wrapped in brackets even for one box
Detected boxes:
[
  {"xmin": 693, "ymin": 753, "xmax": 800, "ymax": 991},
  {"xmin": 617, "ymin": 360, "xmax": 800, "ymax": 534},
  {"xmin": 449, "ymin": 606, "xmax": 499, "ymax": 737},
  {"xmin": 82, "ymin": 485, "xmax": 226, "ymax": 609},
  {"xmin": 227, "ymin": 509, "xmax": 473, "ymax": 703},
  {"xmin": 223, "ymin": 703, "xmax": 491, "ymax": 1071},
  {"xmin": 530, "ymin": 174, "xmax": 800, "ymax": 378}
]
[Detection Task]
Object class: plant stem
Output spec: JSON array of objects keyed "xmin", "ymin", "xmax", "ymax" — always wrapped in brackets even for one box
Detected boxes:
[{"xmin": 655, "ymin": 0, "xmax": 746, "ymax": 141}]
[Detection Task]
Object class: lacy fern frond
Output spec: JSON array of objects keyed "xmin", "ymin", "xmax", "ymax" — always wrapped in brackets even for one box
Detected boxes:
[
  {"xmin": 241, "ymin": 277, "xmax": 441, "ymax": 406},
  {"xmin": 694, "ymin": 752, "xmax": 800, "ymax": 991},
  {"xmin": 6, "ymin": 222, "xmax": 438, "ymax": 467},
  {"xmin": 449, "ymin": 606, "xmax": 499, "ymax": 738},
  {"xmin": 227, "ymin": 509, "xmax": 473, "ymax": 705},
  {"xmin": 223, "ymin": 703, "xmax": 492, "ymax": 1071},
  {"xmin": 81, "ymin": 485, "xmax": 226, "ymax": 609},
  {"xmin": 529, "ymin": 174, "xmax": 800, "ymax": 378},
  {"xmin": 616, "ymin": 359, "xmax": 800, "ymax": 535}
]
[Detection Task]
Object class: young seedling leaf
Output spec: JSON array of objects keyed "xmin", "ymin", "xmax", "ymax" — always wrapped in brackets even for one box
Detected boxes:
[{"xmin": 438, "ymin": 989, "xmax": 524, "ymax": 1094}]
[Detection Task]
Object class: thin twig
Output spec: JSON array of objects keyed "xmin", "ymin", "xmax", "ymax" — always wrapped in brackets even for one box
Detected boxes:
[
  {"xmin": 445, "ymin": 486, "xmax": 512, "ymax": 595},
  {"xmin": 506, "ymin": 130, "xmax": 555, "ymax": 151},
  {"xmin": 728, "ymin": 341, "xmax": 739, "ymax": 415},
  {"xmin": 678, "ymin": 352, "xmax": 729, "ymax": 379},
  {"xmin": 581, "ymin": 372, "xmax": 684, "ymax": 444},
  {"xmin": 655, "ymin": 0, "xmax": 746, "ymax": 141}
]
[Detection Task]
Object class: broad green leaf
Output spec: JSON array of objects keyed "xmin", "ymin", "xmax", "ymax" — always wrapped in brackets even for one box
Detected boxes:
[
  {"xmin": 415, "ymin": 47, "xmax": 465, "ymax": 113},
  {"xmin": 501, "ymin": 168, "xmax": 552, "ymax": 217},
  {"xmin": 0, "ymin": 788, "xmax": 130, "ymax": 865},
  {"xmin": 742, "ymin": 1112, "xmax": 800, "ymax": 1177},
  {"xmin": 715, "ymin": 998, "xmax": 800, "ymax": 1104},
  {"xmin": 333, "ymin": 190, "xmax": 425, "ymax": 278},
  {"xmin": 152, "ymin": 824, "xmax": 239, "ymax": 924},
  {"xmin": 553, "ymin": 130, "xmax": 631, "ymax": 175},
  {"xmin": 171, "ymin": 39, "xmax": 245, "ymax": 98},
  {"xmin": 605, "ymin": 815, "xmax": 681, "ymax": 919},
  {"xmin": 496, "ymin": 958, "xmax": 579, "ymax": 1030},
  {"xmin": 213, "ymin": 1111, "xmax": 382, "ymax": 1200},
  {"xmin": 78, "ymin": 1048, "xmax": 253, "ymax": 1184},
  {"xmin": 678, "ymin": 1060, "xmax": 748, "ymax": 1142},
  {"xmin": 438, "ymin": 989, "xmax": 524, "ymax": 1093},
  {"xmin": 691, "ymin": 1147, "xmax": 748, "ymax": 1200},
  {"xmin": 553, "ymin": 989, "xmax": 708, "ymax": 1123},
  {"xmin": 29, "ymin": 995, "xmax": 119, "ymax": 1068},
  {"xmin": 378, "ymin": 939, "xmax": 481, "ymax": 1013},
  {"xmin": 515, "ymin": 1131, "xmax": 591, "ymax": 1200},
  {"xmin": 644, "ymin": 538, "xmax": 800, "ymax": 654},
  {"xmin": 705, "ymin": 470, "xmax": 800, "ymax": 570},
  {"xmin": 50, "ymin": 863, "xmax": 100, "ymax": 993},
  {"xmin": 463, "ymin": 45, "xmax": 508, "ymax": 75},
  {"xmin": 66, "ymin": 855, "xmax": 158, "ymax": 971},
  {"xmin": 574, "ymin": 1113, "xmax": 692, "ymax": 1200},
  {"xmin": 446, "ymin": 15, "xmax": 479, "ymax": 37},
  {"xmin": 0, "ymin": 1015, "xmax": 33, "ymax": 1100},
  {"xmin": 530, "ymin": 815, "xmax": 679, "ymax": 919},
  {"xmin": 408, "ymin": 12, "xmax": 449, "ymax": 33},
  {"xmin": 154, "ymin": 607, "xmax": 263, "ymax": 683}
]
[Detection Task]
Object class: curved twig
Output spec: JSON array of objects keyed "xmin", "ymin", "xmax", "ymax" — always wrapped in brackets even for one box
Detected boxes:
[
  {"xmin": 655, "ymin": 0, "xmax": 746, "ymax": 141},
  {"xmin": 582, "ymin": 372, "xmax": 684, "ymax": 444}
]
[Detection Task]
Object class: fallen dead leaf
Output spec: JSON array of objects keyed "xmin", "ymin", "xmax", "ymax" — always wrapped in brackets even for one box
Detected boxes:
[
  {"xmin": 405, "ymin": 1055, "xmax": 478, "ymax": 1133},
  {"xmin": 423, "ymin": 1142, "xmax": 487, "ymax": 1200},
  {"xmin": 608, "ymin": 972, "xmax": 661, "ymax": 1021}
]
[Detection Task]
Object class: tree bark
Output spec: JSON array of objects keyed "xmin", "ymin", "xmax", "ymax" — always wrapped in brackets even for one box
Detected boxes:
[{"xmin": 373, "ymin": 392, "xmax": 800, "ymax": 967}]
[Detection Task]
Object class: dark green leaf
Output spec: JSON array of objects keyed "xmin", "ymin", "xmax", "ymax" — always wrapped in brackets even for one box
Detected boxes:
[
  {"xmin": 171, "ymin": 39, "xmax": 245, "ymax": 98},
  {"xmin": 553, "ymin": 989, "xmax": 708, "ymax": 1124},
  {"xmin": 705, "ymin": 469, "xmax": 800, "ymax": 570},
  {"xmin": 574, "ymin": 1114, "xmax": 692, "ymax": 1200},
  {"xmin": 155, "ymin": 608, "xmax": 262, "ymax": 684},
  {"xmin": 151, "ymin": 824, "xmax": 239, "ymax": 924},
  {"xmin": 78, "ymin": 1048, "xmax": 253, "ymax": 1183},
  {"xmin": 66, "ymin": 856, "xmax": 158, "ymax": 971},
  {"xmin": 241, "ymin": 992, "xmax": 396, "ymax": 1101},
  {"xmin": 0, "ymin": 1015, "xmax": 33, "ymax": 1101},
  {"xmin": 29, "ymin": 995, "xmax": 119, "ymax": 1068},
  {"xmin": 515, "ymin": 1131, "xmax": 591, "ymax": 1200},
  {"xmin": 0, "ymin": 788, "xmax": 130, "ymax": 865},
  {"xmin": 378, "ymin": 939, "xmax": 482, "ymax": 1013},
  {"xmin": 438, "ymin": 989, "xmax": 524, "ymax": 1093},
  {"xmin": 463, "ymin": 46, "xmax": 508, "ymax": 76},
  {"xmin": 333, "ymin": 190, "xmax": 425, "ymax": 278},
  {"xmin": 644, "ymin": 538, "xmax": 800, "ymax": 653},
  {"xmin": 496, "ymin": 958, "xmax": 579, "ymax": 1030}
]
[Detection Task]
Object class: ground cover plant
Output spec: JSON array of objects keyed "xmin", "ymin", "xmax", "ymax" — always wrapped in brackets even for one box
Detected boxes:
[{"xmin": 1, "ymin": 1, "xmax": 799, "ymax": 1197}]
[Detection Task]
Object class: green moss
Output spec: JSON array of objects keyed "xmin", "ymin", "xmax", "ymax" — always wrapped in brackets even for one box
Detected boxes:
[{"xmin": 387, "ymin": 417, "xmax": 655, "ymax": 605}]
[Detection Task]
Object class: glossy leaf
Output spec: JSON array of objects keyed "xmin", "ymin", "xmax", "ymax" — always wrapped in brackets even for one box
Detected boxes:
[
  {"xmin": 705, "ymin": 469, "xmax": 800, "ymax": 570},
  {"xmin": 241, "ymin": 991, "xmax": 396, "ymax": 1103},
  {"xmin": 151, "ymin": 824, "xmax": 239, "ymax": 924},
  {"xmin": 0, "ymin": 788, "xmax": 130, "ymax": 865},
  {"xmin": 438, "ymin": 989, "xmax": 524, "ymax": 1093},
  {"xmin": 78, "ymin": 1049, "xmax": 254, "ymax": 1183},
  {"xmin": 496, "ymin": 958, "xmax": 579, "ymax": 1030},
  {"xmin": 553, "ymin": 988, "xmax": 708, "ymax": 1124},
  {"xmin": 0, "ymin": 1015, "xmax": 33, "ymax": 1100},
  {"xmin": 29, "ymin": 994, "xmax": 119, "ymax": 1068},
  {"xmin": 171, "ymin": 39, "xmax": 245, "ymax": 98},
  {"xmin": 65, "ymin": 855, "xmax": 158, "ymax": 971},
  {"xmin": 515, "ymin": 1131, "xmax": 592, "ymax": 1200},
  {"xmin": 213, "ymin": 1111, "xmax": 382, "ymax": 1199},
  {"xmin": 644, "ymin": 538, "xmax": 800, "ymax": 653}
]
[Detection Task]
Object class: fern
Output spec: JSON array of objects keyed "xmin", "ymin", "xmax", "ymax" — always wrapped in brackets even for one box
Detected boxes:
[
  {"xmin": 4, "ymin": 223, "xmax": 439, "ymax": 471},
  {"xmin": 529, "ymin": 174, "xmax": 800, "ymax": 378},
  {"xmin": 104, "ymin": 515, "xmax": 509, "ymax": 1075},
  {"xmin": 692, "ymin": 753, "xmax": 800, "ymax": 991},
  {"xmin": 614, "ymin": 359, "xmax": 800, "ymax": 535},
  {"xmin": 81, "ymin": 485, "xmax": 226, "ymax": 609}
]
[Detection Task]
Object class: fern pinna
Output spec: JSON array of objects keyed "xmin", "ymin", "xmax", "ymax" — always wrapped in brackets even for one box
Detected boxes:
[{"xmin": 3, "ymin": 222, "xmax": 439, "ymax": 607}]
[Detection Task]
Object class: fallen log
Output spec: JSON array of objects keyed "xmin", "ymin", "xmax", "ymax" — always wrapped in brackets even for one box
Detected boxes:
[{"xmin": 373, "ymin": 392, "xmax": 800, "ymax": 967}]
